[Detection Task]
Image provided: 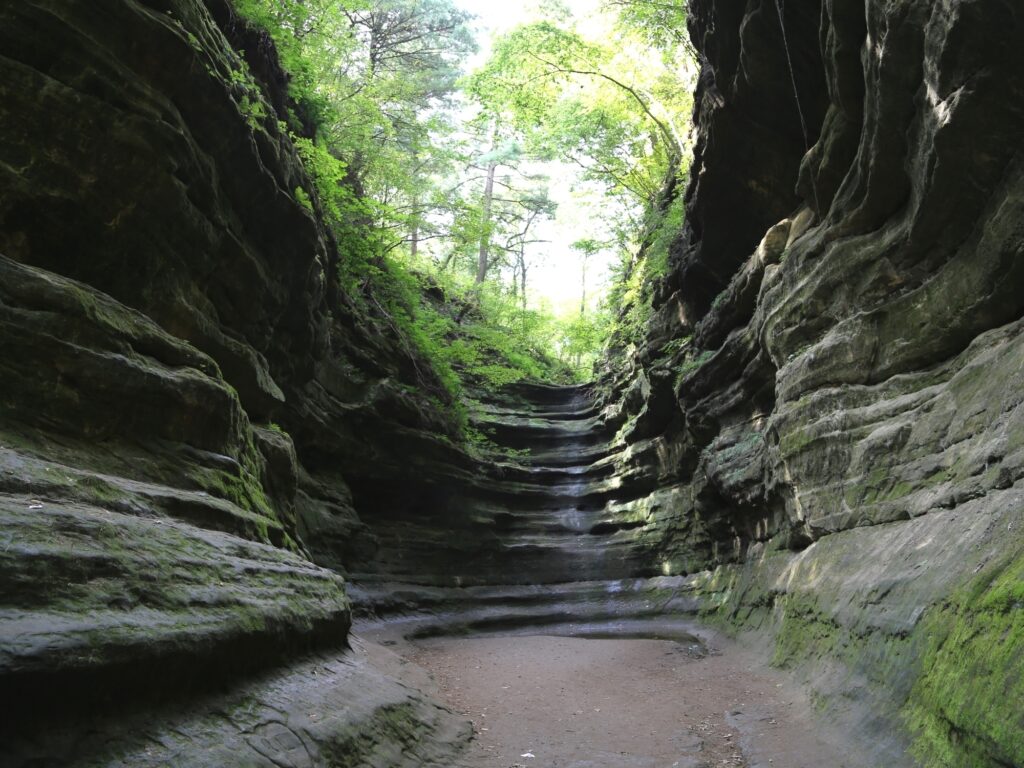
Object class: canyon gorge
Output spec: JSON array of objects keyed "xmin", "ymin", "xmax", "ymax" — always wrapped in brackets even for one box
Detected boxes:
[{"xmin": 1, "ymin": 0, "xmax": 1023, "ymax": 766}]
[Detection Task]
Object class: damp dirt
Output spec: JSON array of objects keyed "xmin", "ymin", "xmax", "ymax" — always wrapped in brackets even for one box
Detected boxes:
[{"xmin": 392, "ymin": 629, "xmax": 865, "ymax": 768}]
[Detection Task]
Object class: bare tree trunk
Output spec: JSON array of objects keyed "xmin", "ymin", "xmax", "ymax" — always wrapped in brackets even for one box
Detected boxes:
[
  {"xmin": 476, "ymin": 159, "xmax": 497, "ymax": 284},
  {"xmin": 580, "ymin": 253, "xmax": 589, "ymax": 317},
  {"xmin": 410, "ymin": 193, "xmax": 419, "ymax": 260},
  {"xmin": 519, "ymin": 247, "xmax": 528, "ymax": 310}
]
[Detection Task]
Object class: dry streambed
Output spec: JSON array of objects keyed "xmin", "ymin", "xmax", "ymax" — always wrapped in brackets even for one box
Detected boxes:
[{"xmin": 396, "ymin": 629, "xmax": 862, "ymax": 768}]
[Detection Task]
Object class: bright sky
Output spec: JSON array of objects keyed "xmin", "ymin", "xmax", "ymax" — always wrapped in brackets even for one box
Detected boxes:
[{"xmin": 453, "ymin": 0, "xmax": 619, "ymax": 316}]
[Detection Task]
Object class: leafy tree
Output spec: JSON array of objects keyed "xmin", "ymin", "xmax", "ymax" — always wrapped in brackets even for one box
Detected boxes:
[
  {"xmin": 231, "ymin": 0, "xmax": 697, "ymax": 405},
  {"xmin": 571, "ymin": 238, "xmax": 610, "ymax": 316},
  {"xmin": 234, "ymin": 0, "xmax": 476, "ymax": 254},
  {"xmin": 557, "ymin": 309, "xmax": 611, "ymax": 372},
  {"xmin": 421, "ymin": 125, "xmax": 555, "ymax": 295},
  {"xmin": 465, "ymin": 18, "xmax": 689, "ymax": 207},
  {"xmin": 460, "ymin": 5, "xmax": 696, "ymax": 377},
  {"xmin": 603, "ymin": 0, "xmax": 695, "ymax": 58}
]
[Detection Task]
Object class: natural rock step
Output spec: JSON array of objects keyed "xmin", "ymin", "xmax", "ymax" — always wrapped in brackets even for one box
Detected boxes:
[
  {"xmin": 476, "ymin": 421, "xmax": 609, "ymax": 451},
  {"xmin": 0, "ymin": 493, "xmax": 351, "ymax": 724},
  {"xmin": 470, "ymin": 475, "xmax": 635, "ymax": 503},
  {"xmin": 487, "ymin": 510, "xmax": 647, "ymax": 536},
  {"xmin": 512, "ymin": 442, "xmax": 616, "ymax": 468},
  {"xmin": 351, "ymin": 576, "xmax": 701, "ymax": 632},
  {"xmin": 498, "ymin": 381, "xmax": 592, "ymax": 407},
  {"xmin": 466, "ymin": 487, "xmax": 655, "ymax": 518},
  {"xmin": 366, "ymin": 534, "xmax": 653, "ymax": 587},
  {"xmin": 477, "ymin": 402, "xmax": 601, "ymax": 422},
  {"xmin": 494, "ymin": 531, "xmax": 650, "ymax": 555},
  {"xmin": 483, "ymin": 460, "xmax": 617, "ymax": 485},
  {"xmin": 473, "ymin": 412, "xmax": 604, "ymax": 435},
  {"xmin": 353, "ymin": 575, "xmax": 694, "ymax": 607}
]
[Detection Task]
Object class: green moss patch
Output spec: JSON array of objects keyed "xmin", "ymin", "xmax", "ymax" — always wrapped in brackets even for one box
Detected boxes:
[
  {"xmin": 904, "ymin": 553, "xmax": 1024, "ymax": 767},
  {"xmin": 771, "ymin": 595, "xmax": 843, "ymax": 668}
]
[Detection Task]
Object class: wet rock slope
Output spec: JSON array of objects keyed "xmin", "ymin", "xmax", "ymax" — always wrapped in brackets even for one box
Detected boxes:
[{"xmin": 353, "ymin": 382, "xmax": 698, "ymax": 638}]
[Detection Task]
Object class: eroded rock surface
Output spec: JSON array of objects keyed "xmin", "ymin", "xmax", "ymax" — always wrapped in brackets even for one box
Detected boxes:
[
  {"xmin": 594, "ymin": 1, "xmax": 1024, "ymax": 765},
  {"xmin": 2, "ymin": 0, "xmax": 1024, "ymax": 765},
  {"xmin": 0, "ymin": 1, "xmax": 470, "ymax": 764},
  {"xmin": 356, "ymin": 2, "xmax": 1024, "ymax": 764}
]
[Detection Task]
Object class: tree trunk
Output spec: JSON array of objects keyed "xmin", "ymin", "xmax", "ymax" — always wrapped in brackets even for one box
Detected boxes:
[
  {"xmin": 476, "ymin": 160, "xmax": 497, "ymax": 284},
  {"xmin": 519, "ymin": 247, "xmax": 528, "ymax": 310},
  {"xmin": 410, "ymin": 193, "xmax": 419, "ymax": 260},
  {"xmin": 580, "ymin": 254, "xmax": 589, "ymax": 317}
]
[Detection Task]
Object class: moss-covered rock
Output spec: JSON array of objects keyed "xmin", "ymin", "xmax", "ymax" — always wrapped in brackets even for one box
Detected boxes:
[
  {"xmin": 905, "ymin": 552, "xmax": 1024, "ymax": 767},
  {"xmin": 0, "ymin": 1, "xmax": 480, "ymax": 763}
]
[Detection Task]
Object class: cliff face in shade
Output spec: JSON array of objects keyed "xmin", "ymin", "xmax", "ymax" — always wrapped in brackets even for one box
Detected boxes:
[
  {"xmin": 0, "ymin": 1, "xmax": 473, "ymax": 764},
  {"xmin": 594, "ymin": 0, "xmax": 1024, "ymax": 764}
]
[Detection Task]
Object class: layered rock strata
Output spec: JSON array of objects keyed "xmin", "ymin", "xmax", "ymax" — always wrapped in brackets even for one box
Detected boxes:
[
  {"xmin": 358, "ymin": 3, "xmax": 1024, "ymax": 765},
  {"xmin": 351, "ymin": 382, "xmax": 701, "ymax": 632},
  {"xmin": 0, "ymin": 1, "xmax": 472, "ymax": 764},
  {"xmin": 596, "ymin": 1, "xmax": 1024, "ymax": 765},
  {"xmin": 2, "ymin": 0, "xmax": 1024, "ymax": 766}
]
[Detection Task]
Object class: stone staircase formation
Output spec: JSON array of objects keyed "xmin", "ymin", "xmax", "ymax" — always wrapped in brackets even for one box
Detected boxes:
[{"xmin": 355, "ymin": 382, "xmax": 703, "ymax": 648}]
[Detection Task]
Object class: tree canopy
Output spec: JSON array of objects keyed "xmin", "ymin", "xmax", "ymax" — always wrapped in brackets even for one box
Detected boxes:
[{"xmin": 231, "ymin": 0, "xmax": 695, "ymax": 429}]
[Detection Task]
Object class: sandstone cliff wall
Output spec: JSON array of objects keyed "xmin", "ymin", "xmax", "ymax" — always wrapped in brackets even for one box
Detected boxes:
[
  {"xmin": 0, "ymin": 1, "xmax": 472, "ymax": 763},
  {"xmin": 596, "ymin": 1, "xmax": 1024, "ymax": 764}
]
